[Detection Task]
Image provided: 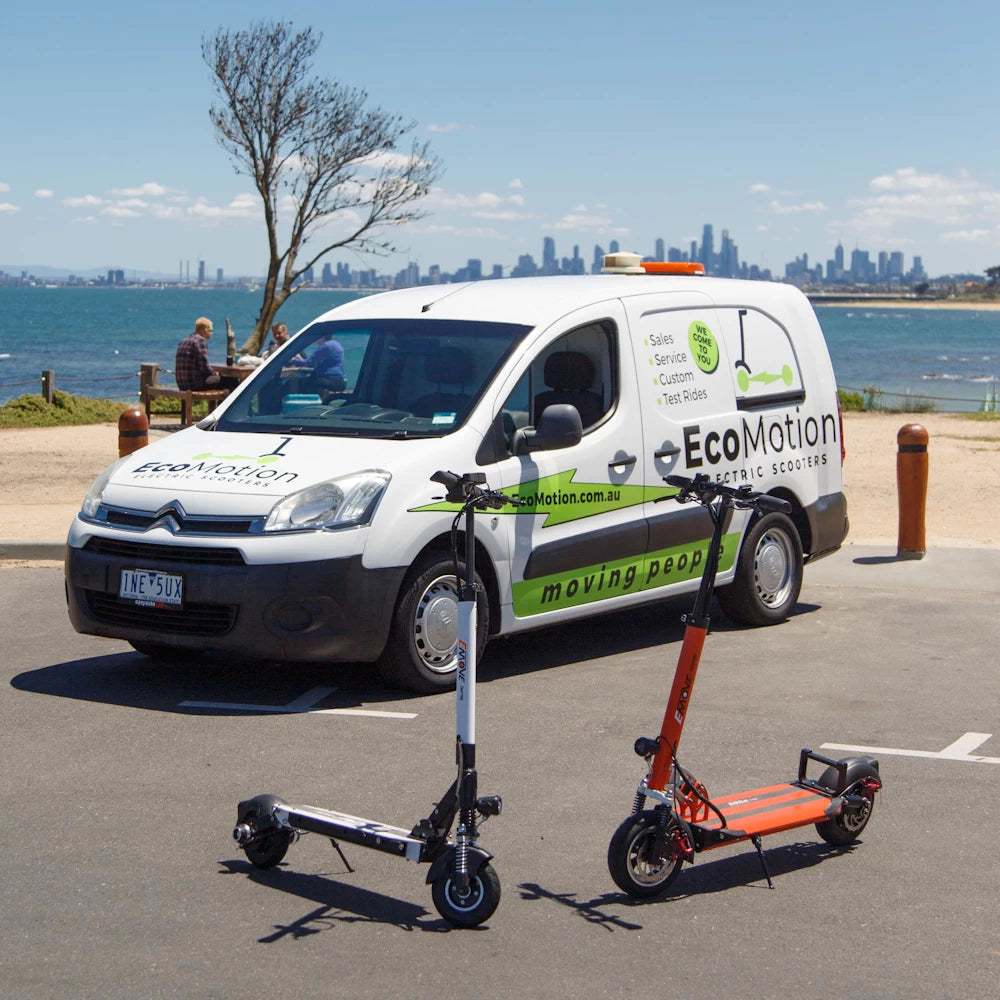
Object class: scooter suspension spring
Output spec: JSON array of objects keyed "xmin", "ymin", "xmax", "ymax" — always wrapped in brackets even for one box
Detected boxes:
[
  {"xmin": 454, "ymin": 824, "xmax": 469, "ymax": 880},
  {"xmin": 631, "ymin": 790, "xmax": 647, "ymax": 815}
]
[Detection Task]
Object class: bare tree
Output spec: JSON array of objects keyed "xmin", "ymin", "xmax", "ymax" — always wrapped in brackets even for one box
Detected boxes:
[{"xmin": 203, "ymin": 20, "xmax": 442, "ymax": 355}]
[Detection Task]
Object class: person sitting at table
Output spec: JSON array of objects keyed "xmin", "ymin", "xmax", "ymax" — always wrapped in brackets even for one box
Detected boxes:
[
  {"xmin": 262, "ymin": 322, "xmax": 291, "ymax": 358},
  {"xmin": 290, "ymin": 331, "xmax": 346, "ymax": 395},
  {"xmin": 175, "ymin": 318, "xmax": 239, "ymax": 390}
]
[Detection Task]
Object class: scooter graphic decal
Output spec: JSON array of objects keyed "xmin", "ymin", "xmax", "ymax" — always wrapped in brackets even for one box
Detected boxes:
[{"xmin": 410, "ymin": 470, "xmax": 676, "ymax": 527}]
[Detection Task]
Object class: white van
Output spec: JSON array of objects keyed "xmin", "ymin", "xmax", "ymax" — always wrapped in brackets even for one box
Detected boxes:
[{"xmin": 66, "ymin": 254, "xmax": 847, "ymax": 692}]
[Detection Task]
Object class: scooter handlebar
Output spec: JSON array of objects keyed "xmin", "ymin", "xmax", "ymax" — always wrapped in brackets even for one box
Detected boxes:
[
  {"xmin": 665, "ymin": 473, "xmax": 791, "ymax": 514},
  {"xmin": 430, "ymin": 470, "xmax": 526, "ymax": 510}
]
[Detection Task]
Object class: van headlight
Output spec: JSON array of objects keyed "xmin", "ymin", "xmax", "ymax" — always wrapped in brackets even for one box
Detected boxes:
[
  {"xmin": 81, "ymin": 456, "xmax": 130, "ymax": 519},
  {"xmin": 263, "ymin": 470, "xmax": 391, "ymax": 532}
]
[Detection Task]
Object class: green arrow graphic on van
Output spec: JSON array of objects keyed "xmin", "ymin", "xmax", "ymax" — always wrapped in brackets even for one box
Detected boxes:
[{"xmin": 411, "ymin": 470, "xmax": 677, "ymax": 527}]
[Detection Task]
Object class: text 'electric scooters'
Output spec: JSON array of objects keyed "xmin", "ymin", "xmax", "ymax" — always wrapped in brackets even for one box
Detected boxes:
[
  {"xmin": 233, "ymin": 470, "xmax": 524, "ymax": 927},
  {"xmin": 608, "ymin": 474, "xmax": 882, "ymax": 897}
]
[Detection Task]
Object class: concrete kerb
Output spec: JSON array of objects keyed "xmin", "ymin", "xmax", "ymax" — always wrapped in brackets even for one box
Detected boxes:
[{"xmin": 0, "ymin": 540, "xmax": 66, "ymax": 561}]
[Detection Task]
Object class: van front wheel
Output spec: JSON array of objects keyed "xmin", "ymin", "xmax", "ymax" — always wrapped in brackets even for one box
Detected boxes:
[
  {"xmin": 376, "ymin": 555, "xmax": 488, "ymax": 693},
  {"xmin": 716, "ymin": 511, "xmax": 803, "ymax": 626}
]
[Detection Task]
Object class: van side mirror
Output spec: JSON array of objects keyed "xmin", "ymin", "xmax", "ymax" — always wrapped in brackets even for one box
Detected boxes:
[{"xmin": 511, "ymin": 403, "xmax": 583, "ymax": 456}]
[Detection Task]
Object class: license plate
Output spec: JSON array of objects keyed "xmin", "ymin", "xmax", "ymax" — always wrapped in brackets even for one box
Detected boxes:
[{"xmin": 119, "ymin": 568, "xmax": 183, "ymax": 607}]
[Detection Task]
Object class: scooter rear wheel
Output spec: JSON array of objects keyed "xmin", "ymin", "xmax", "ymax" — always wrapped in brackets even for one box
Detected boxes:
[
  {"xmin": 815, "ymin": 759, "xmax": 879, "ymax": 846},
  {"xmin": 608, "ymin": 810, "xmax": 684, "ymax": 897},
  {"xmin": 238, "ymin": 794, "xmax": 294, "ymax": 870},
  {"xmin": 431, "ymin": 863, "xmax": 501, "ymax": 927}
]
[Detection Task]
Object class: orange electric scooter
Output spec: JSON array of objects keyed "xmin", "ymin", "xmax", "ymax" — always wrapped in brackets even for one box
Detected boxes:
[{"xmin": 608, "ymin": 474, "xmax": 882, "ymax": 897}]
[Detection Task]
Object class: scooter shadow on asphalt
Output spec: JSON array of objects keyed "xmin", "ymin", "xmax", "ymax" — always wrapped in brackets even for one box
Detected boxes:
[
  {"xmin": 216, "ymin": 858, "xmax": 478, "ymax": 936},
  {"xmin": 517, "ymin": 839, "xmax": 862, "ymax": 926}
]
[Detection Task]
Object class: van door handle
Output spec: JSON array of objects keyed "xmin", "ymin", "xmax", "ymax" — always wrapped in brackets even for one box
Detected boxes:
[
  {"xmin": 654, "ymin": 447, "xmax": 681, "ymax": 459},
  {"xmin": 609, "ymin": 454, "xmax": 637, "ymax": 468}
]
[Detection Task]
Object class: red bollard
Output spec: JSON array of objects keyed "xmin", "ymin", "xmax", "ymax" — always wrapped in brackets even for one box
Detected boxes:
[
  {"xmin": 118, "ymin": 407, "xmax": 149, "ymax": 457},
  {"xmin": 897, "ymin": 423, "xmax": 928, "ymax": 559}
]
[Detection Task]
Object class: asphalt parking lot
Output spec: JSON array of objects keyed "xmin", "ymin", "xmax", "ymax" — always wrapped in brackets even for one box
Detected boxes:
[{"xmin": 3, "ymin": 546, "xmax": 998, "ymax": 999}]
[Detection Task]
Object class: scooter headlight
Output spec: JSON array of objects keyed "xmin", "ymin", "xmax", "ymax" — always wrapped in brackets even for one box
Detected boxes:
[
  {"xmin": 263, "ymin": 470, "xmax": 390, "ymax": 532},
  {"xmin": 80, "ymin": 456, "xmax": 130, "ymax": 519}
]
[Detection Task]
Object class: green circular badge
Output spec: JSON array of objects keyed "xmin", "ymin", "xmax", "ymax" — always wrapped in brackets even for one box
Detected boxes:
[{"xmin": 688, "ymin": 320, "xmax": 719, "ymax": 374}]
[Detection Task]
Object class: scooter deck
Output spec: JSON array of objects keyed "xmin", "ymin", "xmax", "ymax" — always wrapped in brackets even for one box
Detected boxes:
[
  {"xmin": 279, "ymin": 803, "xmax": 428, "ymax": 862},
  {"xmin": 689, "ymin": 781, "xmax": 838, "ymax": 846}
]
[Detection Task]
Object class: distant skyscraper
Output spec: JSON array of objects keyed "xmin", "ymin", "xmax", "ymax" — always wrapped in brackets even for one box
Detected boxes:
[
  {"xmin": 655, "ymin": 238, "xmax": 665, "ymax": 262},
  {"xmin": 198, "ymin": 260, "xmax": 205, "ymax": 284},
  {"xmin": 609, "ymin": 239, "xmax": 620, "ymax": 255},
  {"xmin": 216, "ymin": 268, "xmax": 223, "ymax": 283},
  {"xmin": 468, "ymin": 258, "xmax": 482, "ymax": 281},
  {"xmin": 542, "ymin": 236, "xmax": 557, "ymax": 275},
  {"xmin": 700, "ymin": 224, "xmax": 714, "ymax": 272},
  {"xmin": 835, "ymin": 243, "xmax": 845, "ymax": 272}
]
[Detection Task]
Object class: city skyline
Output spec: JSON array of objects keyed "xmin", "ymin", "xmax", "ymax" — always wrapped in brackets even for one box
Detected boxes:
[{"xmin": 3, "ymin": 3, "xmax": 1000, "ymax": 279}]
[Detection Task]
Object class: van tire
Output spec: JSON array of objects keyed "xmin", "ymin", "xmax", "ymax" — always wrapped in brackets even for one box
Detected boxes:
[
  {"xmin": 716, "ymin": 512, "xmax": 802, "ymax": 626},
  {"xmin": 376, "ymin": 555, "xmax": 489, "ymax": 693}
]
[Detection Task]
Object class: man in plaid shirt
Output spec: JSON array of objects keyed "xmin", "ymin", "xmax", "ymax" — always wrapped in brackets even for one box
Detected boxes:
[{"xmin": 175, "ymin": 317, "xmax": 225, "ymax": 390}]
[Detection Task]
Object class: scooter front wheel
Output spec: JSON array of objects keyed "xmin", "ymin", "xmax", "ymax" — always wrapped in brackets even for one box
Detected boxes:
[
  {"xmin": 608, "ymin": 810, "xmax": 684, "ymax": 897},
  {"xmin": 431, "ymin": 863, "xmax": 501, "ymax": 927}
]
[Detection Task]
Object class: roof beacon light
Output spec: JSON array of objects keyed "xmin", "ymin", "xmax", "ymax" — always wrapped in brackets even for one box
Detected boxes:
[
  {"xmin": 640, "ymin": 261, "xmax": 706, "ymax": 276},
  {"xmin": 602, "ymin": 252, "xmax": 706, "ymax": 275},
  {"xmin": 601, "ymin": 252, "xmax": 645, "ymax": 274}
]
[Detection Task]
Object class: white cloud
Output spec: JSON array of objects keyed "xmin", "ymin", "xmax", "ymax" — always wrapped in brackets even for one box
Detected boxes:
[
  {"xmin": 150, "ymin": 204, "xmax": 183, "ymax": 220},
  {"xmin": 749, "ymin": 183, "xmax": 771, "ymax": 194},
  {"xmin": 551, "ymin": 212, "xmax": 616, "ymax": 232},
  {"xmin": 186, "ymin": 193, "xmax": 257, "ymax": 220},
  {"xmin": 72, "ymin": 216, "xmax": 98, "ymax": 224},
  {"xmin": 34, "ymin": 188, "xmax": 54, "ymax": 198},
  {"xmin": 111, "ymin": 181, "xmax": 171, "ymax": 197},
  {"xmin": 0, "ymin": 182, "xmax": 9, "ymax": 192},
  {"xmin": 849, "ymin": 168, "xmax": 1000, "ymax": 229},
  {"xmin": 428, "ymin": 122, "xmax": 461, "ymax": 134},
  {"xmin": 941, "ymin": 228, "xmax": 995, "ymax": 242},
  {"xmin": 101, "ymin": 205, "xmax": 142, "ymax": 218},
  {"xmin": 63, "ymin": 194, "xmax": 103, "ymax": 208},
  {"xmin": 509, "ymin": 178, "xmax": 523, "ymax": 191},
  {"xmin": 0, "ymin": 202, "xmax": 19, "ymax": 214},
  {"xmin": 769, "ymin": 200, "xmax": 828, "ymax": 215}
]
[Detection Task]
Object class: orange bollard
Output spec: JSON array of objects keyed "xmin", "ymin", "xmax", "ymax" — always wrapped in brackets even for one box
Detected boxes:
[
  {"xmin": 118, "ymin": 407, "xmax": 149, "ymax": 457},
  {"xmin": 897, "ymin": 423, "xmax": 928, "ymax": 559}
]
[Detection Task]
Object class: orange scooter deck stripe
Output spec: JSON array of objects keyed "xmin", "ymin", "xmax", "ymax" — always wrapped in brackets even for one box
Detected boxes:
[{"xmin": 693, "ymin": 782, "xmax": 836, "ymax": 842}]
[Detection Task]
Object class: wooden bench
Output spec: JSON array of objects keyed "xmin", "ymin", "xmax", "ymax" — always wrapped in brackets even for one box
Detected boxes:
[{"xmin": 142, "ymin": 385, "xmax": 230, "ymax": 427}]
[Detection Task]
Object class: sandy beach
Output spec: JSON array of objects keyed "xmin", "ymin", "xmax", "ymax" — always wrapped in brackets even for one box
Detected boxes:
[{"xmin": 1, "ymin": 413, "xmax": 998, "ymax": 557}]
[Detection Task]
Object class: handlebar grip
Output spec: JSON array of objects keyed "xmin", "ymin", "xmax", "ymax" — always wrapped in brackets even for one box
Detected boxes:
[
  {"xmin": 664, "ymin": 474, "xmax": 692, "ymax": 489},
  {"xmin": 756, "ymin": 494, "xmax": 792, "ymax": 514},
  {"xmin": 430, "ymin": 469, "xmax": 460, "ymax": 489}
]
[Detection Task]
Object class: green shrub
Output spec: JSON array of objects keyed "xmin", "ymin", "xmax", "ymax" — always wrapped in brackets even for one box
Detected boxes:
[{"xmin": 0, "ymin": 391, "xmax": 134, "ymax": 428}]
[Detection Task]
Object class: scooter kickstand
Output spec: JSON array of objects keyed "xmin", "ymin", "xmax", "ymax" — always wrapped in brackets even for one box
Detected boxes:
[
  {"xmin": 329, "ymin": 838, "xmax": 355, "ymax": 873},
  {"xmin": 750, "ymin": 834, "xmax": 774, "ymax": 889}
]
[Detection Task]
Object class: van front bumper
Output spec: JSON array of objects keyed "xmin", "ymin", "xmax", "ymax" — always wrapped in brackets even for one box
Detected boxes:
[{"xmin": 65, "ymin": 540, "xmax": 407, "ymax": 664}]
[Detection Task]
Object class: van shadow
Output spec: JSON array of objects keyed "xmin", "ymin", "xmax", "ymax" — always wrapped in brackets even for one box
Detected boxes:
[
  {"xmin": 482, "ymin": 596, "xmax": 821, "ymax": 682},
  {"xmin": 11, "ymin": 595, "xmax": 822, "ymax": 713},
  {"xmin": 10, "ymin": 652, "xmax": 408, "ymax": 717}
]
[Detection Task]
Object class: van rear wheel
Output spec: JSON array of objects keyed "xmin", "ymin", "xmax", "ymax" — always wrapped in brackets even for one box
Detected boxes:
[
  {"xmin": 376, "ymin": 555, "xmax": 488, "ymax": 694},
  {"xmin": 717, "ymin": 511, "xmax": 802, "ymax": 625}
]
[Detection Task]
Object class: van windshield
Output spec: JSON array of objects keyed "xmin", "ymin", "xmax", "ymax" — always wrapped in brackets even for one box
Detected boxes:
[{"xmin": 215, "ymin": 317, "xmax": 531, "ymax": 437}]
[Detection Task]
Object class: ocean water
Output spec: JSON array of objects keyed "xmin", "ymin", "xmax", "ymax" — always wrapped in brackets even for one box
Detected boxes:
[{"xmin": 1, "ymin": 287, "xmax": 998, "ymax": 411}]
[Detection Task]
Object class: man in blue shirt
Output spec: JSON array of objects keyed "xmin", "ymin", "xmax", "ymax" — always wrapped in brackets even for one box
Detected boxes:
[{"xmin": 293, "ymin": 332, "xmax": 346, "ymax": 393}]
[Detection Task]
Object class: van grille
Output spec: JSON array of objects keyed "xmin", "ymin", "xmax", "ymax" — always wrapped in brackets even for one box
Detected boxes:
[
  {"xmin": 85, "ymin": 592, "xmax": 236, "ymax": 635},
  {"xmin": 84, "ymin": 537, "xmax": 246, "ymax": 566}
]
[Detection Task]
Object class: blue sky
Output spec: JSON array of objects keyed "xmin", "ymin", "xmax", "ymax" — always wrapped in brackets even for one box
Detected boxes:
[{"xmin": 2, "ymin": 1, "xmax": 998, "ymax": 279}]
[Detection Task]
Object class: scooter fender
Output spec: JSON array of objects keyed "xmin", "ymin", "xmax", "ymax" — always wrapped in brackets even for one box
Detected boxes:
[{"xmin": 424, "ymin": 845, "xmax": 494, "ymax": 885}]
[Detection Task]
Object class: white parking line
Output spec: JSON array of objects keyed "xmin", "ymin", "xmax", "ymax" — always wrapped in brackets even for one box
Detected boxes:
[
  {"xmin": 179, "ymin": 685, "xmax": 417, "ymax": 719},
  {"xmin": 821, "ymin": 732, "xmax": 998, "ymax": 764}
]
